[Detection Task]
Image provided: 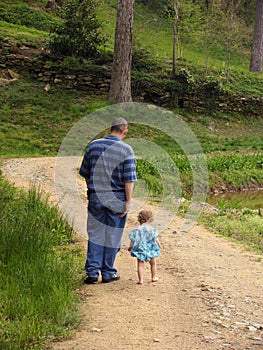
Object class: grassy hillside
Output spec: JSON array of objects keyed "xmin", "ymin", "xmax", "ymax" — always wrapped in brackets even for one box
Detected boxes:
[
  {"xmin": 0, "ymin": 0, "xmax": 262, "ymax": 194},
  {"xmin": 1, "ymin": 0, "xmax": 262, "ymax": 96},
  {"xmin": 0, "ymin": 0, "xmax": 258, "ymax": 72}
]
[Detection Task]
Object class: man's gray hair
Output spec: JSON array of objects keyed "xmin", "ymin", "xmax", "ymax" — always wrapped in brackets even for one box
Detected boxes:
[{"xmin": 111, "ymin": 118, "xmax": 128, "ymax": 133}]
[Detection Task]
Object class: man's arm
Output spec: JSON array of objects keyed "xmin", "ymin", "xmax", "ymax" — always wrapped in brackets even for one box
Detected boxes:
[
  {"xmin": 125, "ymin": 181, "xmax": 134, "ymax": 202},
  {"xmin": 120, "ymin": 181, "xmax": 134, "ymax": 218}
]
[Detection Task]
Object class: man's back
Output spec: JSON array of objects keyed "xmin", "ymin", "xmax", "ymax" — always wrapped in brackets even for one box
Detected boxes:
[{"xmin": 79, "ymin": 134, "xmax": 136, "ymax": 192}]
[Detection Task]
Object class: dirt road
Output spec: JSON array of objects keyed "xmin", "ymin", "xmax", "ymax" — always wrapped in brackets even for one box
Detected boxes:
[{"xmin": 1, "ymin": 157, "xmax": 263, "ymax": 350}]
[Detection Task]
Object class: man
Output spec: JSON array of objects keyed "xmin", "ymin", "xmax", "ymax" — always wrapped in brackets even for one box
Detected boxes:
[{"xmin": 79, "ymin": 117, "xmax": 137, "ymax": 284}]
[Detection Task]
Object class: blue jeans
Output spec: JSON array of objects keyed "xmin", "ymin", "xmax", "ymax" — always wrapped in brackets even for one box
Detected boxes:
[{"xmin": 85, "ymin": 191, "xmax": 127, "ymax": 280}]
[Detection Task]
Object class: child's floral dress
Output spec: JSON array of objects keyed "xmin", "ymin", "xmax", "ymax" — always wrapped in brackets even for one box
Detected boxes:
[{"xmin": 129, "ymin": 224, "xmax": 160, "ymax": 262}]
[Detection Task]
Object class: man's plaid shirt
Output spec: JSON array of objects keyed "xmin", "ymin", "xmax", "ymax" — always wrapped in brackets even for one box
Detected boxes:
[{"xmin": 79, "ymin": 135, "xmax": 137, "ymax": 192}]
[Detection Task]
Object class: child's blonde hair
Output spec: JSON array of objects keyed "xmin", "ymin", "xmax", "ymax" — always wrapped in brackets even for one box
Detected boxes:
[{"xmin": 138, "ymin": 210, "xmax": 153, "ymax": 225}]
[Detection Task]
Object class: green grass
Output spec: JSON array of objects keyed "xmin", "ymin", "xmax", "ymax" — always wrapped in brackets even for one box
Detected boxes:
[
  {"xmin": 0, "ymin": 77, "xmax": 262, "ymax": 192},
  {"xmin": 0, "ymin": 20, "xmax": 48, "ymax": 45},
  {"xmin": 200, "ymin": 209, "xmax": 263, "ymax": 254},
  {"xmin": 0, "ymin": 176, "xmax": 83, "ymax": 349},
  {"xmin": 0, "ymin": 3, "xmax": 58, "ymax": 31},
  {"xmin": 0, "ymin": 77, "xmax": 108, "ymax": 157}
]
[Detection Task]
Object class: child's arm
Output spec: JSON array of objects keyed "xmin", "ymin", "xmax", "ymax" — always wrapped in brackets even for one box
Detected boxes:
[
  {"xmin": 156, "ymin": 237, "xmax": 161, "ymax": 249},
  {"xmin": 128, "ymin": 241, "xmax": 134, "ymax": 251}
]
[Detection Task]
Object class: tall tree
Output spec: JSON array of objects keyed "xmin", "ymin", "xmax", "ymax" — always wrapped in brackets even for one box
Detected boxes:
[
  {"xmin": 249, "ymin": 0, "xmax": 263, "ymax": 74},
  {"xmin": 172, "ymin": 0, "xmax": 179, "ymax": 75},
  {"xmin": 174, "ymin": 0, "xmax": 202, "ymax": 59},
  {"xmin": 219, "ymin": 0, "xmax": 246, "ymax": 74},
  {"xmin": 108, "ymin": 0, "xmax": 135, "ymax": 103}
]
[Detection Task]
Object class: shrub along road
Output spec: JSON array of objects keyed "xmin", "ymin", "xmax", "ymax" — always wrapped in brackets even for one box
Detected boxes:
[{"xmin": 1, "ymin": 157, "xmax": 263, "ymax": 350}]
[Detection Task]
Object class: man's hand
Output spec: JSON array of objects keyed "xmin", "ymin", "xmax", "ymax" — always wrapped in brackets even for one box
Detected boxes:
[{"xmin": 120, "ymin": 201, "xmax": 131, "ymax": 218}]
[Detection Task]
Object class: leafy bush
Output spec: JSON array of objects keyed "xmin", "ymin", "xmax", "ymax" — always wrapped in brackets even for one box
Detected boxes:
[
  {"xmin": 48, "ymin": 0, "xmax": 105, "ymax": 59},
  {"xmin": 0, "ymin": 3, "xmax": 57, "ymax": 31}
]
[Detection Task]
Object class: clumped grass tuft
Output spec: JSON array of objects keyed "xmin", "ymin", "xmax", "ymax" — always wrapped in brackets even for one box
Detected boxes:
[{"xmin": 0, "ymin": 176, "xmax": 81, "ymax": 350}]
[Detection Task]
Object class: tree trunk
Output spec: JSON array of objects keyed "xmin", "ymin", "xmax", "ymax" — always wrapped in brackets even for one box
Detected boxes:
[
  {"xmin": 172, "ymin": 0, "xmax": 179, "ymax": 76},
  {"xmin": 108, "ymin": 0, "xmax": 135, "ymax": 103},
  {"xmin": 249, "ymin": 0, "xmax": 263, "ymax": 74}
]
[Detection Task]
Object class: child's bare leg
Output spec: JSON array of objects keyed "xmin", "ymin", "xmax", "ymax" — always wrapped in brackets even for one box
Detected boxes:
[
  {"xmin": 150, "ymin": 258, "xmax": 158, "ymax": 282},
  {"xmin": 137, "ymin": 259, "xmax": 144, "ymax": 284}
]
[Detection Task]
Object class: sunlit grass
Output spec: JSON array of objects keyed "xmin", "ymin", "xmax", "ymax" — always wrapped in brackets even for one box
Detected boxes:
[
  {"xmin": 0, "ymin": 20, "xmax": 48, "ymax": 43},
  {"xmin": 0, "ymin": 176, "xmax": 83, "ymax": 349},
  {"xmin": 200, "ymin": 209, "xmax": 263, "ymax": 254},
  {"xmin": 0, "ymin": 78, "xmax": 108, "ymax": 157}
]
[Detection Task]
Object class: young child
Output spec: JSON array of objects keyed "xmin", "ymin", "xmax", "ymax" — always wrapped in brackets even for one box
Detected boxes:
[{"xmin": 128, "ymin": 210, "xmax": 161, "ymax": 285}]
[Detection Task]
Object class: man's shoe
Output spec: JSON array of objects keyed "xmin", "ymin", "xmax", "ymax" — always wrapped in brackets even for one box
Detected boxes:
[
  {"xmin": 102, "ymin": 273, "xmax": 120, "ymax": 283},
  {"xmin": 84, "ymin": 276, "xmax": 98, "ymax": 284}
]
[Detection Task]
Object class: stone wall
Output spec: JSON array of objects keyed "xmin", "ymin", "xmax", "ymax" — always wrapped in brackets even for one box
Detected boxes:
[
  {"xmin": 0, "ymin": 51, "xmax": 112, "ymax": 94},
  {"xmin": 0, "ymin": 41, "xmax": 262, "ymax": 117}
]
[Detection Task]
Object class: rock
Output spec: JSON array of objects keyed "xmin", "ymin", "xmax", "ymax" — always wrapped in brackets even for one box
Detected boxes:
[
  {"xmin": 219, "ymin": 343, "xmax": 231, "ymax": 348},
  {"xmin": 54, "ymin": 78, "xmax": 62, "ymax": 84},
  {"xmin": 153, "ymin": 338, "xmax": 160, "ymax": 342},
  {"xmin": 8, "ymin": 69, "xmax": 20, "ymax": 79},
  {"xmin": 91, "ymin": 327, "xmax": 102, "ymax": 332},
  {"xmin": 252, "ymin": 341, "xmax": 263, "ymax": 346},
  {"xmin": 234, "ymin": 322, "xmax": 247, "ymax": 328},
  {"xmin": 44, "ymin": 83, "xmax": 51, "ymax": 92},
  {"xmin": 0, "ymin": 78, "xmax": 17, "ymax": 85},
  {"xmin": 212, "ymin": 319, "xmax": 222, "ymax": 326}
]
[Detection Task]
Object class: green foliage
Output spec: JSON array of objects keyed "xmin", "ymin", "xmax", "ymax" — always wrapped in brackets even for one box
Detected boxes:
[
  {"xmin": 136, "ymin": 159, "xmax": 163, "ymax": 195},
  {"xmin": 0, "ymin": 177, "xmax": 81, "ymax": 349},
  {"xmin": 221, "ymin": 169, "xmax": 263, "ymax": 188},
  {"xmin": 207, "ymin": 153, "xmax": 263, "ymax": 172},
  {"xmin": 170, "ymin": 0, "xmax": 203, "ymax": 53},
  {"xmin": 48, "ymin": 0, "xmax": 105, "ymax": 58},
  {"xmin": 135, "ymin": 151, "xmax": 263, "ymax": 197},
  {"xmin": 237, "ymin": 0, "xmax": 256, "ymax": 26},
  {"xmin": 201, "ymin": 209, "xmax": 263, "ymax": 253},
  {"xmin": 132, "ymin": 42, "xmax": 161, "ymax": 71},
  {"xmin": 172, "ymin": 67, "xmax": 195, "ymax": 93},
  {"xmin": 0, "ymin": 3, "xmax": 57, "ymax": 31},
  {"xmin": 136, "ymin": 0, "xmax": 172, "ymax": 14}
]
